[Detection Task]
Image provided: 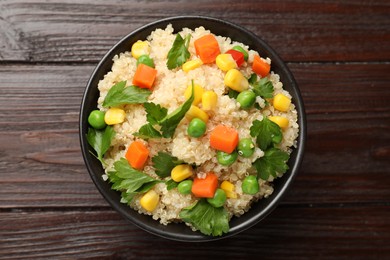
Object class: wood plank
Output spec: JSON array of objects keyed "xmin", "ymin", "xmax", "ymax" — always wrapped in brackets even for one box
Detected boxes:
[
  {"xmin": 0, "ymin": 206, "xmax": 389, "ymax": 259},
  {"xmin": 0, "ymin": 65, "xmax": 107, "ymax": 207},
  {"xmin": 0, "ymin": 0, "xmax": 389, "ymax": 63},
  {"xmin": 0, "ymin": 63, "xmax": 389, "ymax": 208},
  {"xmin": 285, "ymin": 62, "xmax": 390, "ymax": 204}
]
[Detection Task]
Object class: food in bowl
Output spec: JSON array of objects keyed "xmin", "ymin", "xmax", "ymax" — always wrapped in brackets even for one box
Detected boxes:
[{"xmin": 85, "ymin": 25, "xmax": 299, "ymax": 236}]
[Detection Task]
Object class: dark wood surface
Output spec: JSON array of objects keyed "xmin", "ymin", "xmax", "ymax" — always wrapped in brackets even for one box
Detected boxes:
[{"xmin": 1, "ymin": 1, "xmax": 389, "ymax": 259}]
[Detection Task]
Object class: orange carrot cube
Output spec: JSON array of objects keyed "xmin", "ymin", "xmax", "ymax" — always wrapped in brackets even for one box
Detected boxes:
[
  {"xmin": 209, "ymin": 125, "xmax": 239, "ymax": 154},
  {"xmin": 132, "ymin": 63, "xmax": 157, "ymax": 89}
]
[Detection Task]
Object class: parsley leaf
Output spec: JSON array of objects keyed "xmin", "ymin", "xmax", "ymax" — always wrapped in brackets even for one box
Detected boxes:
[
  {"xmin": 86, "ymin": 126, "xmax": 115, "ymax": 164},
  {"xmin": 252, "ymin": 77, "xmax": 274, "ymax": 99},
  {"xmin": 108, "ymin": 158, "xmax": 160, "ymax": 203},
  {"xmin": 144, "ymin": 102, "xmax": 168, "ymax": 125},
  {"xmin": 120, "ymin": 191, "xmax": 137, "ymax": 204},
  {"xmin": 134, "ymin": 123, "xmax": 162, "ymax": 139},
  {"xmin": 113, "ymin": 158, "xmax": 158, "ymax": 191},
  {"xmin": 250, "ymin": 118, "xmax": 282, "ymax": 150},
  {"xmin": 166, "ymin": 34, "xmax": 191, "ymax": 70},
  {"xmin": 159, "ymin": 82, "xmax": 194, "ymax": 138},
  {"xmin": 120, "ymin": 180, "xmax": 159, "ymax": 204},
  {"xmin": 134, "ymin": 103, "xmax": 167, "ymax": 139},
  {"xmin": 135, "ymin": 82, "xmax": 195, "ymax": 139},
  {"xmin": 227, "ymin": 88, "xmax": 239, "ymax": 99},
  {"xmin": 165, "ymin": 179, "xmax": 179, "ymax": 190},
  {"xmin": 248, "ymin": 73, "xmax": 258, "ymax": 85},
  {"xmin": 253, "ymin": 148, "xmax": 290, "ymax": 180},
  {"xmin": 179, "ymin": 199, "xmax": 230, "ymax": 236},
  {"xmin": 152, "ymin": 152, "xmax": 183, "ymax": 178},
  {"xmin": 103, "ymin": 81, "xmax": 151, "ymax": 107}
]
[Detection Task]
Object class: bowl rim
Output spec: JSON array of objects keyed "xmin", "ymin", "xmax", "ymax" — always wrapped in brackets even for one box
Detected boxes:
[{"xmin": 79, "ymin": 15, "xmax": 306, "ymax": 242}]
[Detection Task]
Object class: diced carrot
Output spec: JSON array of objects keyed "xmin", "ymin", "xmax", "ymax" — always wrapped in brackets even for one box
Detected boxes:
[
  {"xmin": 125, "ymin": 140, "xmax": 150, "ymax": 170},
  {"xmin": 209, "ymin": 125, "xmax": 239, "ymax": 154},
  {"xmin": 252, "ymin": 55, "xmax": 270, "ymax": 77},
  {"xmin": 191, "ymin": 172, "xmax": 218, "ymax": 198},
  {"xmin": 132, "ymin": 63, "xmax": 157, "ymax": 89},
  {"xmin": 194, "ymin": 34, "xmax": 221, "ymax": 64}
]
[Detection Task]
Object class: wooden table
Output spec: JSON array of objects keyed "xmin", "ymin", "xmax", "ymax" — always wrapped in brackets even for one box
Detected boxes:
[{"xmin": 1, "ymin": 1, "xmax": 389, "ymax": 259}]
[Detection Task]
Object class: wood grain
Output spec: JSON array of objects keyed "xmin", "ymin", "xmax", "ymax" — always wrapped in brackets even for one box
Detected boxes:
[
  {"xmin": 0, "ymin": 0, "xmax": 389, "ymax": 63},
  {"xmin": 1, "ymin": 206, "xmax": 389, "ymax": 259},
  {"xmin": 1, "ymin": 1, "xmax": 389, "ymax": 257},
  {"xmin": 285, "ymin": 63, "xmax": 390, "ymax": 204},
  {"xmin": 1, "ymin": 63, "xmax": 389, "ymax": 208}
]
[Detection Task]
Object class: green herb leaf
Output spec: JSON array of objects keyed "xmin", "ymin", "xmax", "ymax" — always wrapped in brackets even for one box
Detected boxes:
[
  {"xmin": 250, "ymin": 118, "xmax": 282, "ymax": 150},
  {"xmin": 166, "ymin": 34, "xmax": 191, "ymax": 70},
  {"xmin": 252, "ymin": 77, "xmax": 274, "ymax": 99},
  {"xmin": 152, "ymin": 152, "xmax": 183, "ymax": 178},
  {"xmin": 165, "ymin": 179, "xmax": 179, "ymax": 190},
  {"xmin": 248, "ymin": 73, "xmax": 258, "ymax": 85},
  {"xmin": 179, "ymin": 199, "xmax": 230, "ymax": 236},
  {"xmin": 112, "ymin": 158, "xmax": 157, "ymax": 192},
  {"xmin": 108, "ymin": 158, "xmax": 159, "ymax": 203},
  {"xmin": 120, "ymin": 191, "xmax": 137, "ymax": 204},
  {"xmin": 120, "ymin": 180, "xmax": 160, "ymax": 204},
  {"xmin": 134, "ymin": 123, "xmax": 162, "ymax": 139},
  {"xmin": 103, "ymin": 81, "xmax": 151, "ymax": 107},
  {"xmin": 144, "ymin": 102, "xmax": 168, "ymax": 125},
  {"xmin": 135, "ymin": 102, "xmax": 168, "ymax": 139},
  {"xmin": 136, "ymin": 181, "xmax": 161, "ymax": 193},
  {"xmin": 160, "ymin": 81, "xmax": 194, "ymax": 138},
  {"xmin": 86, "ymin": 126, "xmax": 115, "ymax": 164},
  {"xmin": 136, "ymin": 82, "xmax": 195, "ymax": 139},
  {"xmin": 227, "ymin": 88, "xmax": 239, "ymax": 99},
  {"xmin": 253, "ymin": 148, "xmax": 290, "ymax": 180}
]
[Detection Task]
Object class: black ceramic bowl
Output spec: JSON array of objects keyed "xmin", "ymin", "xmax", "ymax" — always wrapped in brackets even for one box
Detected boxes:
[{"xmin": 79, "ymin": 16, "xmax": 306, "ymax": 241}]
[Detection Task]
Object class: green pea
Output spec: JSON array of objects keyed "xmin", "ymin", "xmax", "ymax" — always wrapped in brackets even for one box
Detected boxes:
[
  {"xmin": 137, "ymin": 54, "xmax": 155, "ymax": 68},
  {"xmin": 232, "ymin": 45, "xmax": 248, "ymax": 61},
  {"xmin": 237, "ymin": 90, "xmax": 256, "ymax": 109},
  {"xmin": 238, "ymin": 138, "xmax": 255, "ymax": 158},
  {"xmin": 177, "ymin": 180, "xmax": 193, "ymax": 194},
  {"xmin": 187, "ymin": 118, "xmax": 206, "ymax": 138},
  {"xmin": 217, "ymin": 150, "xmax": 238, "ymax": 166},
  {"xmin": 88, "ymin": 110, "xmax": 106, "ymax": 130},
  {"xmin": 207, "ymin": 188, "xmax": 227, "ymax": 208},
  {"xmin": 242, "ymin": 175, "xmax": 259, "ymax": 195}
]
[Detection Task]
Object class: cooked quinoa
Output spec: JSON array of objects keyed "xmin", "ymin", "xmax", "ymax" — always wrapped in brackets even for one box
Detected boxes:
[{"xmin": 92, "ymin": 25, "xmax": 299, "ymax": 235}]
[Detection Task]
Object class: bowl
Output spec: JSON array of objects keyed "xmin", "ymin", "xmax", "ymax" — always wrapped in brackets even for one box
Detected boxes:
[{"xmin": 79, "ymin": 16, "xmax": 306, "ymax": 242}]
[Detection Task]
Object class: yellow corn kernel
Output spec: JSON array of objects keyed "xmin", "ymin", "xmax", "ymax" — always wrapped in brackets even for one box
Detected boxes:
[
  {"xmin": 185, "ymin": 105, "xmax": 209, "ymax": 123},
  {"xmin": 171, "ymin": 164, "xmax": 193, "ymax": 182},
  {"xmin": 184, "ymin": 84, "xmax": 204, "ymax": 105},
  {"xmin": 225, "ymin": 190, "xmax": 237, "ymax": 199},
  {"xmin": 221, "ymin": 180, "xmax": 234, "ymax": 192},
  {"xmin": 140, "ymin": 190, "xmax": 159, "ymax": 212},
  {"xmin": 131, "ymin": 40, "xmax": 150, "ymax": 59},
  {"xmin": 104, "ymin": 107, "xmax": 126, "ymax": 125},
  {"xmin": 220, "ymin": 180, "xmax": 237, "ymax": 199},
  {"xmin": 273, "ymin": 93, "xmax": 291, "ymax": 112},
  {"xmin": 202, "ymin": 91, "xmax": 218, "ymax": 111},
  {"xmin": 216, "ymin": 54, "xmax": 237, "ymax": 72},
  {"xmin": 182, "ymin": 59, "xmax": 203, "ymax": 72},
  {"xmin": 224, "ymin": 69, "xmax": 249, "ymax": 92},
  {"xmin": 268, "ymin": 116, "xmax": 289, "ymax": 129}
]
